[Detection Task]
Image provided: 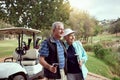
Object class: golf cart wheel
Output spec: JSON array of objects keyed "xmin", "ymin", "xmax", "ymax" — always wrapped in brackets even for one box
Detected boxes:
[{"xmin": 9, "ymin": 73, "xmax": 27, "ymax": 80}]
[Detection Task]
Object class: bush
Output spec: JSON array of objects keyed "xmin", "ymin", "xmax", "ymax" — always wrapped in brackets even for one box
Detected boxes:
[
  {"xmin": 93, "ymin": 43, "xmax": 111, "ymax": 59},
  {"xmin": 117, "ymin": 46, "xmax": 120, "ymax": 52},
  {"xmin": 96, "ymin": 48, "xmax": 110, "ymax": 59},
  {"xmin": 104, "ymin": 52, "xmax": 120, "ymax": 77},
  {"xmin": 112, "ymin": 77, "xmax": 120, "ymax": 80},
  {"xmin": 93, "ymin": 43, "xmax": 103, "ymax": 55},
  {"xmin": 104, "ymin": 53, "xmax": 116, "ymax": 65},
  {"xmin": 83, "ymin": 44, "xmax": 93, "ymax": 52}
]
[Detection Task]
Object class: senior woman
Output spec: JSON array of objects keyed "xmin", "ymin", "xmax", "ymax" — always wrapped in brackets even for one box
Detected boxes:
[{"xmin": 62, "ymin": 28, "xmax": 88, "ymax": 80}]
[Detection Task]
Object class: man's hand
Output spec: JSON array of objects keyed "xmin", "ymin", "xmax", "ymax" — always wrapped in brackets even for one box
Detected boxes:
[{"xmin": 49, "ymin": 65, "xmax": 57, "ymax": 73}]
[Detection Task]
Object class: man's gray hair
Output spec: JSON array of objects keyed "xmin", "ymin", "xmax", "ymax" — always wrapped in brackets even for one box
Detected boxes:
[{"xmin": 52, "ymin": 21, "xmax": 64, "ymax": 30}]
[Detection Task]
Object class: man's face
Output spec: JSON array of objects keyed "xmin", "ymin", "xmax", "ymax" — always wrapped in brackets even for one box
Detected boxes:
[{"xmin": 53, "ymin": 25, "xmax": 64, "ymax": 38}]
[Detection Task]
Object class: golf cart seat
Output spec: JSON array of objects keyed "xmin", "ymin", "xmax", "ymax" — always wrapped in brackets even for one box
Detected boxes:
[{"xmin": 13, "ymin": 49, "xmax": 39, "ymax": 66}]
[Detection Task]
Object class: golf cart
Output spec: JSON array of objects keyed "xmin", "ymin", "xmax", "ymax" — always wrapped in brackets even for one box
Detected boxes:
[{"xmin": 0, "ymin": 27, "xmax": 43, "ymax": 80}]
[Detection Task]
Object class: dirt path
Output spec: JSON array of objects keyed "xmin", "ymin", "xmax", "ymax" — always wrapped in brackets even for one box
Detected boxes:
[{"xmin": 86, "ymin": 72, "xmax": 110, "ymax": 80}]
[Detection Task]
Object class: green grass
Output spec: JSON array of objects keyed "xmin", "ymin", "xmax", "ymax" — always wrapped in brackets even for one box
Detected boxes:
[
  {"xmin": 86, "ymin": 52, "xmax": 112, "ymax": 78},
  {"xmin": 0, "ymin": 39, "xmax": 17, "ymax": 58},
  {"xmin": 0, "ymin": 38, "xmax": 34, "ymax": 58},
  {"xmin": 93, "ymin": 33, "xmax": 120, "ymax": 42},
  {"xmin": 0, "ymin": 36, "xmax": 119, "ymax": 79}
]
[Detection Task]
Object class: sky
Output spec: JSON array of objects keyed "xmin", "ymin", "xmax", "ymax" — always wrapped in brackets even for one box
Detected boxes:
[{"xmin": 68, "ymin": 0, "xmax": 120, "ymax": 20}]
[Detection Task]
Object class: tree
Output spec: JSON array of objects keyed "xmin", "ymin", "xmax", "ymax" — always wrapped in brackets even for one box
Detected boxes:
[
  {"xmin": 109, "ymin": 18, "xmax": 120, "ymax": 36},
  {"xmin": 0, "ymin": 20, "xmax": 13, "ymax": 40},
  {"xmin": 0, "ymin": 0, "xmax": 71, "ymax": 29},
  {"xmin": 0, "ymin": 20, "xmax": 13, "ymax": 28},
  {"xmin": 67, "ymin": 8, "xmax": 98, "ymax": 43}
]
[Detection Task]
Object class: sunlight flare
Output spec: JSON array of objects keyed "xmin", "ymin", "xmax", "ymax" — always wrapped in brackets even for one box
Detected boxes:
[{"xmin": 69, "ymin": 0, "xmax": 91, "ymax": 10}]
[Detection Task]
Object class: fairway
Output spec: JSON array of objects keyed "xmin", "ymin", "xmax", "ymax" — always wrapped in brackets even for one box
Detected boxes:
[
  {"xmin": 0, "ymin": 39, "xmax": 17, "ymax": 58},
  {"xmin": 0, "ymin": 33, "xmax": 120, "ymax": 79}
]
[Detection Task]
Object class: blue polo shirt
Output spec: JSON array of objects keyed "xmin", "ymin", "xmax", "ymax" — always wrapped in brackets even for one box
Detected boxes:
[{"xmin": 39, "ymin": 39, "xmax": 65, "ymax": 69}]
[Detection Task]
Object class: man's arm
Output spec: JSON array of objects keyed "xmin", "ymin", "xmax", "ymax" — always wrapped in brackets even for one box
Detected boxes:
[
  {"xmin": 39, "ymin": 56, "xmax": 57, "ymax": 73},
  {"xmin": 39, "ymin": 56, "xmax": 51, "ymax": 70}
]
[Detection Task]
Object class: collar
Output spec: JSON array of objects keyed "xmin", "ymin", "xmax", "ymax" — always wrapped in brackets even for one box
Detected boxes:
[{"xmin": 49, "ymin": 36, "xmax": 60, "ymax": 43}]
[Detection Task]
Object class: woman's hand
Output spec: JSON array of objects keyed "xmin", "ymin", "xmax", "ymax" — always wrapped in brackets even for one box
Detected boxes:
[{"xmin": 79, "ymin": 60, "xmax": 83, "ymax": 67}]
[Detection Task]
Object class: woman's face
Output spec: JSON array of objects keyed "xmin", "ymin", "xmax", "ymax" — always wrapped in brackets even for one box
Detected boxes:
[{"xmin": 64, "ymin": 33, "xmax": 75, "ymax": 45}]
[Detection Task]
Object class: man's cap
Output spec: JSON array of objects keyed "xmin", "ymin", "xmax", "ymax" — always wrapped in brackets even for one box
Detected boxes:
[{"xmin": 62, "ymin": 28, "xmax": 75, "ymax": 36}]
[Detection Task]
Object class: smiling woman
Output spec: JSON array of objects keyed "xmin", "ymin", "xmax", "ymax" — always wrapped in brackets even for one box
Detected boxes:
[{"xmin": 68, "ymin": 0, "xmax": 91, "ymax": 10}]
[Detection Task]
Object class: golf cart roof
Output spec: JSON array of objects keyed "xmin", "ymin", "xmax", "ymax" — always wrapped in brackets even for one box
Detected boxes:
[{"xmin": 0, "ymin": 27, "xmax": 40, "ymax": 35}]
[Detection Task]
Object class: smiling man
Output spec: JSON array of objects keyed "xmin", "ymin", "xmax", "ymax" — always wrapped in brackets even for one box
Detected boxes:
[{"xmin": 39, "ymin": 21, "xmax": 67, "ymax": 80}]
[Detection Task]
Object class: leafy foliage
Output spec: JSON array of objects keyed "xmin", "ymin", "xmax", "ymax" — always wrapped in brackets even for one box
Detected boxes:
[
  {"xmin": 0, "ymin": 20, "xmax": 12, "ymax": 28},
  {"xmin": 93, "ymin": 43, "xmax": 103, "ymax": 55},
  {"xmin": 109, "ymin": 18, "xmax": 120, "ymax": 36},
  {"xmin": 117, "ymin": 46, "xmax": 120, "ymax": 52},
  {"xmin": 83, "ymin": 44, "xmax": 93, "ymax": 52},
  {"xmin": 67, "ymin": 8, "xmax": 99, "ymax": 42},
  {"xmin": 0, "ymin": 0, "xmax": 71, "ymax": 29},
  {"xmin": 93, "ymin": 43, "xmax": 112, "ymax": 59}
]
